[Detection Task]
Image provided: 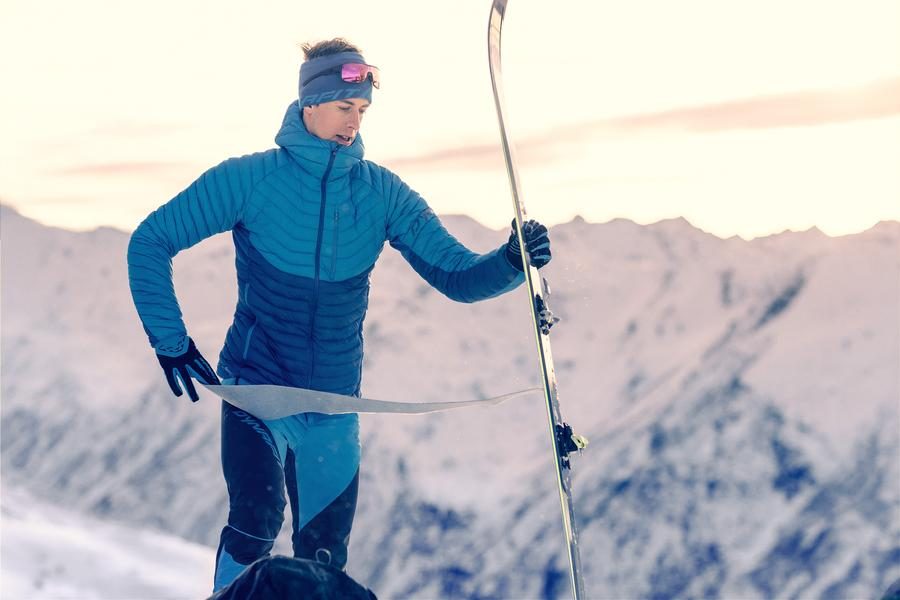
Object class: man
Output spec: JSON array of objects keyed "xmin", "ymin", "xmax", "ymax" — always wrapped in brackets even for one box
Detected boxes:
[{"xmin": 127, "ymin": 38, "xmax": 552, "ymax": 592}]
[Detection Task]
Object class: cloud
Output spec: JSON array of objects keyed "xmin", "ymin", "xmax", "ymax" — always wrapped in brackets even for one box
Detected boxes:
[
  {"xmin": 381, "ymin": 134, "xmax": 566, "ymax": 173},
  {"xmin": 586, "ymin": 77, "xmax": 900, "ymax": 135},
  {"xmin": 383, "ymin": 142, "xmax": 501, "ymax": 171},
  {"xmin": 49, "ymin": 161, "xmax": 194, "ymax": 178},
  {"xmin": 383, "ymin": 77, "xmax": 900, "ymax": 172}
]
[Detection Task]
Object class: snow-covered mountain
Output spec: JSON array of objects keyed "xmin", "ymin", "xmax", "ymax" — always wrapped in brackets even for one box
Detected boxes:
[
  {"xmin": 1, "ymin": 486, "xmax": 214, "ymax": 599},
  {"xmin": 2, "ymin": 203, "xmax": 898, "ymax": 599}
]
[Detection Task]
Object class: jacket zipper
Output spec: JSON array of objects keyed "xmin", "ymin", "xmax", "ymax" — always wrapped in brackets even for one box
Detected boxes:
[{"xmin": 308, "ymin": 146, "xmax": 338, "ymax": 386}]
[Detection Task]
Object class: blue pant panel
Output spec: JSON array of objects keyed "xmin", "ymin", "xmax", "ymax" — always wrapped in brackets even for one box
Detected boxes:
[
  {"xmin": 214, "ymin": 401, "xmax": 360, "ymax": 590},
  {"xmin": 265, "ymin": 412, "xmax": 360, "ymax": 532}
]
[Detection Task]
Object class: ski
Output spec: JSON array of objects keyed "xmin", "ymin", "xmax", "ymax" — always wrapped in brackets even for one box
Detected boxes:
[{"xmin": 487, "ymin": 1, "xmax": 589, "ymax": 598}]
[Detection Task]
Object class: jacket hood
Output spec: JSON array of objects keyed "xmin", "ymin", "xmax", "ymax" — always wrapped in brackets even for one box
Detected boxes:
[{"xmin": 274, "ymin": 101, "xmax": 365, "ymax": 180}]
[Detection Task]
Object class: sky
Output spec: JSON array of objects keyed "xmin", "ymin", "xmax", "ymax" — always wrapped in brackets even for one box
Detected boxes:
[{"xmin": 1, "ymin": 0, "xmax": 898, "ymax": 239}]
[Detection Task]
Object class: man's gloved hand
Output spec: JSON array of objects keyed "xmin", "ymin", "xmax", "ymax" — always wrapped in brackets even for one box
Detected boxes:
[
  {"xmin": 155, "ymin": 337, "xmax": 220, "ymax": 402},
  {"xmin": 505, "ymin": 219, "xmax": 552, "ymax": 271}
]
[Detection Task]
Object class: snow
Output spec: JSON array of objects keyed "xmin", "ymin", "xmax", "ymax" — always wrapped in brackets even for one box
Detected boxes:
[
  {"xmin": 1, "ymin": 204, "xmax": 898, "ymax": 598},
  {"xmin": 1, "ymin": 486, "xmax": 215, "ymax": 600}
]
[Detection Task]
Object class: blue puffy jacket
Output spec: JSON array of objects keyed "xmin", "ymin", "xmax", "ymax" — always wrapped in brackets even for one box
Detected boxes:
[{"xmin": 127, "ymin": 101, "xmax": 524, "ymax": 396}]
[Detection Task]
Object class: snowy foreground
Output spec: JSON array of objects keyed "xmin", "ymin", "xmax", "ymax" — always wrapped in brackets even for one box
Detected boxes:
[
  {"xmin": 2, "ymin": 205, "xmax": 899, "ymax": 598},
  {"xmin": 1, "ymin": 486, "xmax": 215, "ymax": 599}
]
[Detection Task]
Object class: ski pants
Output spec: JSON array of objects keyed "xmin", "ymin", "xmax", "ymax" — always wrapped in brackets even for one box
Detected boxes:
[{"xmin": 213, "ymin": 400, "xmax": 360, "ymax": 592}]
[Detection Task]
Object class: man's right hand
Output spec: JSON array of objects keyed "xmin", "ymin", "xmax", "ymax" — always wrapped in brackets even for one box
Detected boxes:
[
  {"xmin": 155, "ymin": 337, "xmax": 220, "ymax": 402},
  {"xmin": 505, "ymin": 219, "xmax": 552, "ymax": 271}
]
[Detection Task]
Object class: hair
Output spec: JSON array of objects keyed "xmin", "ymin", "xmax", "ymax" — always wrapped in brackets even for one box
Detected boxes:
[{"xmin": 301, "ymin": 38, "xmax": 362, "ymax": 61}]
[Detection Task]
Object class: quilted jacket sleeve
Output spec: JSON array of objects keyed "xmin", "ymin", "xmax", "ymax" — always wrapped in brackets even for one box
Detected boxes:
[
  {"xmin": 382, "ymin": 168, "xmax": 524, "ymax": 303},
  {"xmin": 126, "ymin": 156, "xmax": 258, "ymax": 352}
]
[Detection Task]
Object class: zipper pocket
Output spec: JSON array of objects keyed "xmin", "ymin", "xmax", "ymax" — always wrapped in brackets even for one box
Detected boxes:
[
  {"xmin": 242, "ymin": 284, "xmax": 257, "ymax": 361},
  {"xmin": 330, "ymin": 207, "xmax": 340, "ymax": 279}
]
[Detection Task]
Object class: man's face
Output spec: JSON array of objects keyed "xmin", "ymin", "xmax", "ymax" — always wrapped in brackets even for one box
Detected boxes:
[{"xmin": 303, "ymin": 98, "xmax": 370, "ymax": 147}]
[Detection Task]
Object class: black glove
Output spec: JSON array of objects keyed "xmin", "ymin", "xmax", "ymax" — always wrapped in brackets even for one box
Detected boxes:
[
  {"xmin": 155, "ymin": 337, "xmax": 220, "ymax": 402},
  {"xmin": 505, "ymin": 219, "xmax": 552, "ymax": 271}
]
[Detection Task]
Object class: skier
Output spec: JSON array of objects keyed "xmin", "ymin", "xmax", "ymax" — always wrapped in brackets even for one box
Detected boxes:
[{"xmin": 126, "ymin": 37, "xmax": 552, "ymax": 592}]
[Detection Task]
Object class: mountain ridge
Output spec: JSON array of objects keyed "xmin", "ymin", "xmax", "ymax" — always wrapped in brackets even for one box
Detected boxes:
[
  {"xmin": 2, "ymin": 203, "xmax": 898, "ymax": 598},
  {"xmin": 3, "ymin": 200, "xmax": 897, "ymax": 242}
]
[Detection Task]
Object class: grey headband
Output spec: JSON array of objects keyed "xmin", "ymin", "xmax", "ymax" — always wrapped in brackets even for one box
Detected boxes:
[{"xmin": 299, "ymin": 51, "xmax": 374, "ymax": 107}]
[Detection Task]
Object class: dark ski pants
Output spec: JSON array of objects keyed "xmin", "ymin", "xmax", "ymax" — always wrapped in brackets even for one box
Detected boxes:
[{"xmin": 213, "ymin": 400, "xmax": 360, "ymax": 592}]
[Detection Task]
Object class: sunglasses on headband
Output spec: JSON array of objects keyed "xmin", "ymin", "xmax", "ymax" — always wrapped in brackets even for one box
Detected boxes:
[{"xmin": 305, "ymin": 63, "xmax": 381, "ymax": 89}]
